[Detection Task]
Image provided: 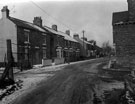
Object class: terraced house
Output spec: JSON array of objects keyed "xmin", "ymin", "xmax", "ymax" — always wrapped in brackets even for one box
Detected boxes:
[
  {"xmin": 73, "ymin": 34, "xmax": 93, "ymax": 58},
  {"xmin": 0, "ymin": 6, "xmax": 81, "ymax": 67},
  {"xmin": 0, "ymin": 6, "xmax": 48, "ymax": 67},
  {"xmin": 43, "ymin": 24, "xmax": 80, "ymax": 64}
]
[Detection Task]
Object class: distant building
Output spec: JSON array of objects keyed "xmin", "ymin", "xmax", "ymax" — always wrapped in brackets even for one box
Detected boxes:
[
  {"xmin": 73, "ymin": 34, "xmax": 92, "ymax": 57},
  {"xmin": 58, "ymin": 30, "xmax": 80, "ymax": 62}
]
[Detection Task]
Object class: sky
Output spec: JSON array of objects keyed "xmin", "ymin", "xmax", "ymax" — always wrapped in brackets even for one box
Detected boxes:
[{"xmin": 0, "ymin": 0, "xmax": 128, "ymax": 46}]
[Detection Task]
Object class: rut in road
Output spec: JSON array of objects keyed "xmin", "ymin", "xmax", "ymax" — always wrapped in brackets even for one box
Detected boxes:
[{"xmin": 11, "ymin": 60, "xmax": 104, "ymax": 104}]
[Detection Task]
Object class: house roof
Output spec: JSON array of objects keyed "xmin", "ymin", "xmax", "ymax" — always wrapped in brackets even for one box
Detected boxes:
[
  {"xmin": 43, "ymin": 25, "xmax": 59, "ymax": 35},
  {"xmin": 58, "ymin": 31, "xmax": 78, "ymax": 43},
  {"xmin": 9, "ymin": 17, "xmax": 47, "ymax": 33},
  {"xmin": 43, "ymin": 25, "xmax": 78, "ymax": 43},
  {"xmin": 95, "ymin": 45, "xmax": 102, "ymax": 51},
  {"xmin": 112, "ymin": 11, "xmax": 129, "ymax": 25},
  {"xmin": 80, "ymin": 39, "xmax": 92, "ymax": 45}
]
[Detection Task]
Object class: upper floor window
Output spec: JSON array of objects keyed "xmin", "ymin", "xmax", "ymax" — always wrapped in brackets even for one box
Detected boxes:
[
  {"xmin": 42, "ymin": 33, "xmax": 46, "ymax": 45},
  {"xmin": 24, "ymin": 29, "xmax": 30, "ymax": 42},
  {"xmin": 43, "ymin": 49, "xmax": 46, "ymax": 58},
  {"xmin": 43, "ymin": 36, "xmax": 46, "ymax": 45}
]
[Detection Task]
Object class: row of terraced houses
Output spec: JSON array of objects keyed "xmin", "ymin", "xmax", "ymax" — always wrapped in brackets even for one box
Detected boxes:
[{"xmin": 0, "ymin": 6, "xmax": 102, "ymax": 68}]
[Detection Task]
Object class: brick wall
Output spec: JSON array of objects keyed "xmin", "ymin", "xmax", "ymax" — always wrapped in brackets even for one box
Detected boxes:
[
  {"xmin": 17, "ymin": 27, "xmax": 48, "ymax": 65},
  {"xmin": 50, "ymin": 34, "xmax": 57, "ymax": 58},
  {"xmin": 127, "ymin": 0, "xmax": 135, "ymax": 21},
  {"xmin": 113, "ymin": 24, "xmax": 135, "ymax": 57}
]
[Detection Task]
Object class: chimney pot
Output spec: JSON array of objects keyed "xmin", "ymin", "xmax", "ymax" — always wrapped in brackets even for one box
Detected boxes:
[
  {"xmin": 33, "ymin": 16, "xmax": 42, "ymax": 27},
  {"xmin": 52, "ymin": 25, "xmax": 57, "ymax": 31},
  {"xmin": 73, "ymin": 34, "xmax": 79, "ymax": 39},
  {"xmin": 65, "ymin": 30, "xmax": 70, "ymax": 35}
]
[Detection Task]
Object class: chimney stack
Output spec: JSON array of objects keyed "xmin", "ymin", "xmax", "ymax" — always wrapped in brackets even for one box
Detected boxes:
[
  {"xmin": 73, "ymin": 34, "xmax": 79, "ymax": 39},
  {"xmin": 65, "ymin": 30, "xmax": 70, "ymax": 35},
  {"xmin": 52, "ymin": 25, "xmax": 57, "ymax": 31},
  {"xmin": 33, "ymin": 17, "xmax": 42, "ymax": 27},
  {"xmin": 127, "ymin": 0, "xmax": 135, "ymax": 21},
  {"xmin": 1, "ymin": 6, "xmax": 9, "ymax": 18}
]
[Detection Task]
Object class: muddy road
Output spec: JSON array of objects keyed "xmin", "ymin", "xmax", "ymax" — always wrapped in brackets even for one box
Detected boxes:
[{"xmin": 10, "ymin": 58, "xmax": 123, "ymax": 104}]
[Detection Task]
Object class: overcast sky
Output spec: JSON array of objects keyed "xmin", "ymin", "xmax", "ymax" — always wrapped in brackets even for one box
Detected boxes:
[{"xmin": 0, "ymin": 0, "xmax": 128, "ymax": 46}]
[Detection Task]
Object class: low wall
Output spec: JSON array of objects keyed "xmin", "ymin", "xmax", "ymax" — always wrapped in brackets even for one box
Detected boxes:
[
  {"xmin": 116, "ymin": 56, "xmax": 135, "ymax": 67},
  {"xmin": 54, "ymin": 58, "xmax": 65, "ymax": 65},
  {"xmin": 42, "ymin": 59, "xmax": 52, "ymax": 66}
]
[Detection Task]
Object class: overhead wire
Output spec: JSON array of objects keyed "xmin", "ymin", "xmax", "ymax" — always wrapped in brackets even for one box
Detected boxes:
[{"xmin": 30, "ymin": 1, "xmax": 76, "ymax": 33}]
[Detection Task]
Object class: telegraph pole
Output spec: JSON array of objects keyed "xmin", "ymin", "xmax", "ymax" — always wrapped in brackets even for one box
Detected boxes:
[{"xmin": 82, "ymin": 30, "xmax": 85, "ymax": 57}]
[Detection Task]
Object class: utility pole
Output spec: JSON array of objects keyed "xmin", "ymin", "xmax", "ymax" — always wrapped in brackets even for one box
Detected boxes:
[{"xmin": 82, "ymin": 30, "xmax": 85, "ymax": 57}]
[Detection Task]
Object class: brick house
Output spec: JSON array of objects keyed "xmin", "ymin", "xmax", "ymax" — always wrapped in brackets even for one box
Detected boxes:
[
  {"xmin": 0, "ymin": 6, "xmax": 80, "ymax": 67},
  {"xmin": 0, "ymin": 6, "xmax": 48, "ymax": 67},
  {"xmin": 58, "ymin": 30, "xmax": 80, "ymax": 62},
  {"xmin": 43, "ymin": 25, "xmax": 80, "ymax": 63},
  {"xmin": 112, "ymin": 0, "xmax": 135, "ymax": 64},
  {"xmin": 43, "ymin": 24, "xmax": 65, "ymax": 65},
  {"xmin": 73, "ymin": 34, "xmax": 92, "ymax": 58}
]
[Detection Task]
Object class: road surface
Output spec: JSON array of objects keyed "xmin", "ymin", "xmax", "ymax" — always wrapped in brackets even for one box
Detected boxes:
[{"xmin": 10, "ymin": 58, "xmax": 121, "ymax": 104}]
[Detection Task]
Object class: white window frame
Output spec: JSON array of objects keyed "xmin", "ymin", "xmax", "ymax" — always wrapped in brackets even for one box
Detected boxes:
[{"xmin": 24, "ymin": 29, "xmax": 30, "ymax": 43}]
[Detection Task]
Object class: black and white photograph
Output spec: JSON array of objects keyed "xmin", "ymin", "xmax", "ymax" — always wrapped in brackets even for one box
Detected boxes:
[{"xmin": 0, "ymin": 0, "xmax": 134, "ymax": 104}]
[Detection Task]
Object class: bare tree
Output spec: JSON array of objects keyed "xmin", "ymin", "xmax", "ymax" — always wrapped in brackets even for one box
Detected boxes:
[{"xmin": 102, "ymin": 41, "xmax": 113, "ymax": 56}]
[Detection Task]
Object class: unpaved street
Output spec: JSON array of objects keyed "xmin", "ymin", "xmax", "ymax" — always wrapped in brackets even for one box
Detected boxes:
[{"xmin": 10, "ymin": 58, "xmax": 123, "ymax": 104}]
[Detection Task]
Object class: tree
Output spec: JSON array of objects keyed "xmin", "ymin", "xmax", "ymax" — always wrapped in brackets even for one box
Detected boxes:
[{"xmin": 102, "ymin": 41, "xmax": 113, "ymax": 56}]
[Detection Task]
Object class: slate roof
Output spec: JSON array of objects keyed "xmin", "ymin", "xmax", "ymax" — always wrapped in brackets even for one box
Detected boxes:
[
  {"xmin": 80, "ymin": 39, "xmax": 92, "ymax": 45},
  {"xmin": 112, "ymin": 11, "xmax": 129, "ymax": 25},
  {"xmin": 9, "ymin": 17, "xmax": 47, "ymax": 33},
  {"xmin": 43, "ymin": 26, "xmax": 78, "ymax": 43},
  {"xmin": 58, "ymin": 31, "xmax": 78, "ymax": 43},
  {"xmin": 43, "ymin": 25, "xmax": 59, "ymax": 35}
]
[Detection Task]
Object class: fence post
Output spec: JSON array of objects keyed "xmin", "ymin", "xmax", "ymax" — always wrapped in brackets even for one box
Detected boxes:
[
  {"xmin": 1, "ymin": 39, "xmax": 14, "ymax": 82},
  {"xmin": 7, "ymin": 39, "xmax": 14, "ymax": 81}
]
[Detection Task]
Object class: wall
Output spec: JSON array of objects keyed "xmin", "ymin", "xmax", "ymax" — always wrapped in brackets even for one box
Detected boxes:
[
  {"xmin": 50, "ymin": 33, "xmax": 57, "ymax": 58},
  {"xmin": 42, "ymin": 59, "xmax": 52, "ymax": 66},
  {"xmin": 113, "ymin": 24, "xmax": 135, "ymax": 57},
  {"xmin": 74, "ymin": 37, "xmax": 87, "ymax": 57},
  {"xmin": 0, "ymin": 17, "xmax": 17, "ymax": 62},
  {"xmin": 54, "ymin": 58, "xmax": 65, "ymax": 65},
  {"xmin": 17, "ymin": 27, "xmax": 48, "ymax": 65}
]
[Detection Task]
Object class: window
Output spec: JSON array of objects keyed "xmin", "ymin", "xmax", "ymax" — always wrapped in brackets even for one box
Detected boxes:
[
  {"xmin": 64, "ymin": 41, "xmax": 66, "ymax": 47},
  {"xmin": 57, "ymin": 36, "xmax": 60, "ymax": 46},
  {"xmin": 42, "ymin": 34, "xmax": 46, "ymax": 45},
  {"xmin": 44, "ymin": 37, "xmax": 46, "ymax": 44},
  {"xmin": 24, "ymin": 29, "xmax": 30, "ymax": 42}
]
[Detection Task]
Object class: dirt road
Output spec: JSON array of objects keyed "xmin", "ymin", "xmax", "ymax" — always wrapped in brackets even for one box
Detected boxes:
[{"xmin": 10, "ymin": 58, "xmax": 123, "ymax": 104}]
